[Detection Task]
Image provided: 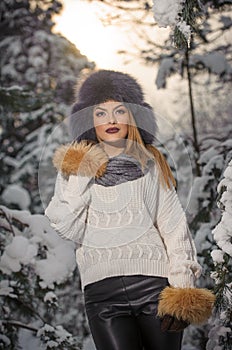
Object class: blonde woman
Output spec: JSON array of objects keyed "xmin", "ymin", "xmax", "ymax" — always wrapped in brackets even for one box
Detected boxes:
[{"xmin": 45, "ymin": 70, "xmax": 215, "ymax": 350}]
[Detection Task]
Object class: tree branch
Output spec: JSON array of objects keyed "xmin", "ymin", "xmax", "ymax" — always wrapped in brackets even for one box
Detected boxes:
[
  {"xmin": 0, "ymin": 208, "xmax": 16, "ymax": 236},
  {"xmin": 1, "ymin": 320, "xmax": 38, "ymax": 333}
]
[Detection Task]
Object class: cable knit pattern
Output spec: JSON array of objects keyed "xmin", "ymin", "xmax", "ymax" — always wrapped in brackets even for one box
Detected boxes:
[{"xmin": 45, "ymin": 163, "xmax": 201, "ymax": 291}]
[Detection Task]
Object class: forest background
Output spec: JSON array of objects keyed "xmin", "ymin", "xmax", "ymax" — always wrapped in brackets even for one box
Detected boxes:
[{"xmin": 0, "ymin": 1, "xmax": 231, "ymax": 349}]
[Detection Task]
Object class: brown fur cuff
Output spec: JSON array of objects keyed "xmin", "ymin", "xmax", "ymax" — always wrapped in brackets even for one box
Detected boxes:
[
  {"xmin": 53, "ymin": 141, "xmax": 108, "ymax": 178},
  {"xmin": 157, "ymin": 287, "xmax": 215, "ymax": 325}
]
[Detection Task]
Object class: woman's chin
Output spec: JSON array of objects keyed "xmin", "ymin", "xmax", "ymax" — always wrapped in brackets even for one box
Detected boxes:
[{"xmin": 102, "ymin": 137, "xmax": 127, "ymax": 146}]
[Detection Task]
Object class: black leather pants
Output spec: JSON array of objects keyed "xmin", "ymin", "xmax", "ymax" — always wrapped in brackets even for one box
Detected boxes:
[{"xmin": 84, "ymin": 275, "xmax": 183, "ymax": 350}]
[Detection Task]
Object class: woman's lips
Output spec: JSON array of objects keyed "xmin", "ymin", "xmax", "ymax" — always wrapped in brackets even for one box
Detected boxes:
[{"xmin": 106, "ymin": 127, "xmax": 120, "ymax": 134}]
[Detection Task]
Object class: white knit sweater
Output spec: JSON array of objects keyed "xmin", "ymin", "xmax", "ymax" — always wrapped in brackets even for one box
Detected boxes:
[{"xmin": 45, "ymin": 162, "xmax": 201, "ymax": 292}]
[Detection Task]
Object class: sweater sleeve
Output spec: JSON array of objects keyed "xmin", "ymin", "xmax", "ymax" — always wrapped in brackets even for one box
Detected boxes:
[
  {"xmin": 45, "ymin": 172, "xmax": 91, "ymax": 243},
  {"xmin": 156, "ymin": 184, "xmax": 202, "ymax": 288}
]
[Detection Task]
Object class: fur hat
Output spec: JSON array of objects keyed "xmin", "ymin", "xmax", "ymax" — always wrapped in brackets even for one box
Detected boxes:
[{"xmin": 69, "ymin": 70, "xmax": 157, "ymax": 144}]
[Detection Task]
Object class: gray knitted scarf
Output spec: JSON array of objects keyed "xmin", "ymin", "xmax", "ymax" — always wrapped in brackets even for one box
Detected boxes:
[{"xmin": 95, "ymin": 154, "xmax": 150, "ymax": 187}]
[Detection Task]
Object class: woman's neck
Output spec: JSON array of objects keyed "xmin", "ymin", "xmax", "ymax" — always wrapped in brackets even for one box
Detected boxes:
[{"xmin": 101, "ymin": 139, "xmax": 126, "ymax": 157}]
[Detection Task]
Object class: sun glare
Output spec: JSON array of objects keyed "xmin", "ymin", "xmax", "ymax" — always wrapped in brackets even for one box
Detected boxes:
[
  {"xmin": 54, "ymin": 0, "xmax": 125, "ymax": 68},
  {"xmin": 53, "ymin": 0, "xmax": 164, "ymax": 108}
]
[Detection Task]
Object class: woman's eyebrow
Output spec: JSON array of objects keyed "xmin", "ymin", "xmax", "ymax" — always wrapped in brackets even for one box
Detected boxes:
[
  {"xmin": 94, "ymin": 106, "xmax": 107, "ymax": 111},
  {"xmin": 94, "ymin": 104, "xmax": 125, "ymax": 112},
  {"xmin": 113, "ymin": 104, "xmax": 125, "ymax": 111}
]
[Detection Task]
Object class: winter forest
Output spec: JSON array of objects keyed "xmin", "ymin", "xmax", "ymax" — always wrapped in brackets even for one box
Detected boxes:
[{"xmin": 0, "ymin": 0, "xmax": 231, "ymax": 349}]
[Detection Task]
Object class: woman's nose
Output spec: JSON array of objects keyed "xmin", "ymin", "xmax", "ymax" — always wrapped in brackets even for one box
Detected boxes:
[{"xmin": 108, "ymin": 112, "xmax": 117, "ymax": 124}]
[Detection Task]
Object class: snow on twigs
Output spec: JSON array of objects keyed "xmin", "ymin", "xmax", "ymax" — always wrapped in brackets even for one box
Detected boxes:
[
  {"xmin": 2, "ymin": 184, "xmax": 31, "ymax": 210},
  {"xmin": 152, "ymin": 0, "xmax": 191, "ymax": 47},
  {"xmin": 0, "ymin": 206, "xmax": 76, "ymax": 288},
  {"xmin": 207, "ymin": 160, "xmax": 232, "ymax": 350},
  {"xmin": 152, "ymin": 0, "xmax": 185, "ymax": 27},
  {"xmin": 212, "ymin": 160, "xmax": 232, "ymax": 257},
  {"xmin": 37, "ymin": 324, "xmax": 80, "ymax": 349}
]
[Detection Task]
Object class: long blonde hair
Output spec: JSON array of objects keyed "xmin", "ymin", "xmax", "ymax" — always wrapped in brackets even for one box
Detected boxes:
[{"xmin": 124, "ymin": 110, "xmax": 176, "ymax": 190}]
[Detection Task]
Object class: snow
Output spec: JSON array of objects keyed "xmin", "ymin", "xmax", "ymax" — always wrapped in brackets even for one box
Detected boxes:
[
  {"xmin": 194, "ymin": 224, "xmax": 212, "ymax": 253},
  {"xmin": 5, "ymin": 236, "xmax": 37, "ymax": 261},
  {"xmin": 53, "ymin": 325, "xmax": 72, "ymax": 342},
  {"xmin": 0, "ymin": 334, "xmax": 11, "ymax": 347},
  {"xmin": 224, "ymin": 163, "xmax": 232, "ymax": 179},
  {"xmin": 206, "ymin": 321, "xmax": 232, "ymax": 350},
  {"xmin": 0, "ymin": 236, "xmax": 38, "ymax": 274},
  {"xmin": 2, "ymin": 184, "xmax": 31, "ymax": 210},
  {"xmin": 29, "ymin": 56, "xmax": 46, "ymax": 69},
  {"xmin": 40, "ymin": 324, "xmax": 54, "ymax": 334},
  {"xmin": 198, "ymin": 147, "xmax": 219, "ymax": 165},
  {"xmin": 202, "ymin": 155, "xmax": 224, "ymax": 176},
  {"xmin": 1, "ymin": 64, "xmax": 18, "ymax": 79},
  {"xmin": 155, "ymin": 57, "xmax": 174, "ymax": 89},
  {"xmin": 34, "ymin": 30, "xmax": 53, "ymax": 43},
  {"xmin": 152, "ymin": 0, "xmax": 185, "ymax": 27},
  {"xmin": 7, "ymin": 37, "xmax": 22, "ymax": 56},
  {"xmin": 82, "ymin": 336, "xmax": 96, "ymax": 350},
  {"xmin": 190, "ymin": 52, "xmax": 231, "ymax": 75},
  {"xmin": 212, "ymin": 161, "xmax": 232, "ymax": 256},
  {"xmin": 25, "ymin": 67, "xmax": 37, "ymax": 83},
  {"xmin": 182, "ymin": 346, "xmax": 199, "ymax": 350},
  {"xmin": 152, "ymin": 0, "xmax": 191, "ymax": 45},
  {"xmin": 44, "ymin": 291, "xmax": 58, "ymax": 303},
  {"xmin": 1, "ymin": 3, "xmax": 230, "ymax": 348},
  {"xmin": 35, "ymin": 244, "xmax": 76, "ymax": 289},
  {"xmin": 208, "ymin": 159, "xmax": 232, "ymax": 348},
  {"xmin": 18, "ymin": 329, "xmax": 45, "ymax": 350},
  {"xmin": 188, "ymin": 176, "xmax": 212, "ymax": 215},
  {"xmin": 0, "ymin": 280, "xmax": 16, "ymax": 298},
  {"xmin": 211, "ymin": 249, "xmax": 224, "ymax": 264},
  {"xmin": 36, "ymin": 324, "xmax": 75, "ymax": 348},
  {"xmin": 0, "ymin": 206, "xmax": 76, "ymax": 288},
  {"xmin": 176, "ymin": 20, "xmax": 191, "ymax": 43}
]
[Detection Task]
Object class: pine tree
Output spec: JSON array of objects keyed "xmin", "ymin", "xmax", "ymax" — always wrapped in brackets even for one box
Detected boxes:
[
  {"xmin": 0, "ymin": 0, "xmax": 94, "ymax": 212},
  {"xmin": 0, "ymin": 206, "xmax": 85, "ymax": 349},
  {"xmin": 180, "ymin": 129, "xmax": 232, "ymax": 349},
  {"xmin": 206, "ymin": 160, "xmax": 232, "ymax": 350},
  {"xmin": 0, "ymin": 0, "xmax": 94, "ymax": 347}
]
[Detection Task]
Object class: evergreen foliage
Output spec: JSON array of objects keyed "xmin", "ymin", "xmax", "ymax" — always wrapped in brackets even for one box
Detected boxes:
[
  {"xmin": 182, "ymin": 130, "xmax": 232, "ymax": 349},
  {"xmin": 0, "ymin": 206, "xmax": 85, "ymax": 349},
  {"xmin": 0, "ymin": 0, "xmax": 94, "ymax": 348},
  {"xmin": 0, "ymin": 1, "xmax": 231, "ymax": 349},
  {"xmin": 206, "ymin": 160, "xmax": 232, "ymax": 350},
  {"xmin": 0, "ymin": 0, "xmax": 94, "ymax": 212}
]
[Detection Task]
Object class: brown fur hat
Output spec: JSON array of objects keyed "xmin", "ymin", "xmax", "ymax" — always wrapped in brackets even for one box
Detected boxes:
[{"xmin": 69, "ymin": 70, "xmax": 157, "ymax": 144}]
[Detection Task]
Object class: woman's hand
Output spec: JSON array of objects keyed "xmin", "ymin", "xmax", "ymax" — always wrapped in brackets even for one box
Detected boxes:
[
  {"xmin": 160, "ymin": 314, "xmax": 189, "ymax": 332},
  {"xmin": 157, "ymin": 287, "xmax": 215, "ymax": 328}
]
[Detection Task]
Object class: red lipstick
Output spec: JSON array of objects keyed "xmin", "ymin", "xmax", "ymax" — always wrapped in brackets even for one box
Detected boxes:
[{"xmin": 106, "ymin": 127, "xmax": 120, "ymax": 133}]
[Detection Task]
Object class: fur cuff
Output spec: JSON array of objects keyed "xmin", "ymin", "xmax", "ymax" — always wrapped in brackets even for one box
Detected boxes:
[
  {"xmin": 53, "ymin": 141, "xmax": 108, "ymax": 178},
  {"xmin": 157, "ymin": 287, "xmax": 215, "ymax": 325}
]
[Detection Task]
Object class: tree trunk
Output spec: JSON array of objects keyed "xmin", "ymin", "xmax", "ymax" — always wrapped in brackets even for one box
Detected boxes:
[{"xmin": 185, "ymin": 49, "xmax": 201, "ymax": 176}]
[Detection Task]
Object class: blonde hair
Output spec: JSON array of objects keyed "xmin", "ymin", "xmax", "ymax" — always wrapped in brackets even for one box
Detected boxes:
[
  {"xmin": 125, "ymin": 110, "xmax": 176, "ymax": 190},
  {"xmin": 94, "ymin": 103, "xmax": 176, "ymax": 190}
]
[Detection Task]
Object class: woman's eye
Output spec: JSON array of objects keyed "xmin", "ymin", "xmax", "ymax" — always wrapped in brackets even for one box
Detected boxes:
[
  {"xmin": 115, "ymin": 109, "xmax": 126, "ymax": 115},
  {"xmin": 95, "ymin": 111, "xmax": 105, "ymax": 117}
]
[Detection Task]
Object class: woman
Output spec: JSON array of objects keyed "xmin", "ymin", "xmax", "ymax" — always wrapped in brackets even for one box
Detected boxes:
[{"xmin": 45, "ymin": 70, "xmax": 215, "ymax": 350}]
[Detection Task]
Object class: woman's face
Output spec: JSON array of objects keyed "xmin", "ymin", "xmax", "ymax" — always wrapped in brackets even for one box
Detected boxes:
[{"xmin": 93, "ymin": 101, "xmax": 129, "ymax": 142}]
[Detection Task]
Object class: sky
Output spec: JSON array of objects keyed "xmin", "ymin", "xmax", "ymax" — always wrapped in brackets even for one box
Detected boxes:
[
  {"xmin": 54, "ymin": 1, "xmax": 125, "ymax": 68},
  {"xmin": 53, "ymin": 1, "xmax": 231, "ymax": 137},
  {"xmin": 53, "ymin": 0, "xmax": 176, "ymax": 122},
  {"xmin": 52, "ymin": 0, "xmax": 190, "ymax": 141}
]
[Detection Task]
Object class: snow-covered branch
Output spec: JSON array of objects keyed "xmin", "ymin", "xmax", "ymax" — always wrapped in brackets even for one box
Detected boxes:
[{"xmin": 206, "ymin": 160, "xmax": 232, "ymax": 350}]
